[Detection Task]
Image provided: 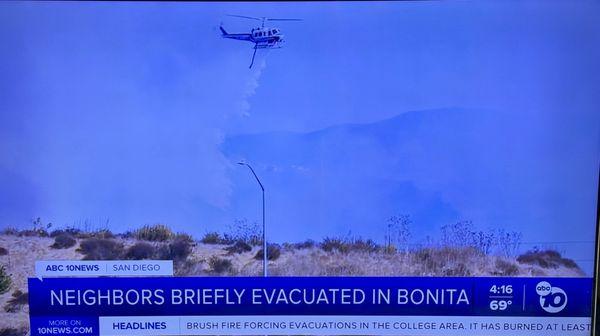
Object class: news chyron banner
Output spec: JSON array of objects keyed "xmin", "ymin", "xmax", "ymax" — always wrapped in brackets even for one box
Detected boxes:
[{"xmin": 29, "ymin": 277, "xmax": 592, "ymax": 336}]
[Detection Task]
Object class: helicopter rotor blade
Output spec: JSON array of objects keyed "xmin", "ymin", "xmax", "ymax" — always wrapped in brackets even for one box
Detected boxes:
[
  {"xmin": 227, "ymin": 14, "xmax": 263, "ymax": 21},
  {"xmin": 266, "ymin": 18, "xmax": 303, "ymax": 21},
  {"xmin": 227, "ymin": 15, "xmax": 302, "ymax": 22}
]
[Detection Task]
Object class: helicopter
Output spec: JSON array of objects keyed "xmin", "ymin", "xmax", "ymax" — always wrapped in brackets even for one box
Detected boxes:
[{"xmin": 220, "ymin": 15, "xmax": 302, "ymax": 68}]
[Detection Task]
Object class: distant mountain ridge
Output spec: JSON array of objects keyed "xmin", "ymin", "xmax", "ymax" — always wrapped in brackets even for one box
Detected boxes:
[
  {"xmin": 222, "ymin": 107, "xmax": 520, "ymax": 241},
  {"xmin": 221, "ymin": 106, "xmax": 594, "ymax": 277}
]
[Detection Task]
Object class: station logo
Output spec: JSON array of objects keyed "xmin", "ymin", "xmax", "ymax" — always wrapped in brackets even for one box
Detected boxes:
[{"xmin": 536, "ymin": 281, "xmax": 567, "ymax": 313}]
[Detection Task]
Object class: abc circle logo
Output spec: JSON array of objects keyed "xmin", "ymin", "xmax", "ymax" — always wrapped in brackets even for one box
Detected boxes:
[{"xmin": 536, "ymin": 281, "xmax": 567, "ymax": 313}]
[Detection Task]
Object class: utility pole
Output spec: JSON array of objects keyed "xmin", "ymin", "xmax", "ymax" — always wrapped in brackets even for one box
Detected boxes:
[{"xmin": 237, "ymin": 161, "xmax": 267, "ymax": 277}]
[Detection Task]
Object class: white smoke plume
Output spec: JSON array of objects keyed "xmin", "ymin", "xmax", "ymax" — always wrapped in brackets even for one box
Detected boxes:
[{"xmin": 238, "ymin": 52, "xmax": 268, "ymax": 118}]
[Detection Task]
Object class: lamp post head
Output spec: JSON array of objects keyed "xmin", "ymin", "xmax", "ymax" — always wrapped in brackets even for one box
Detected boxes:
[{"xmin": 237, "ymin": 161, "xmax": 246, "ymax": 166}]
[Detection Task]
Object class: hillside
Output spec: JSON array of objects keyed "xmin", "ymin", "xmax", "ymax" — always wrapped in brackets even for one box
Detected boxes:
[
  {"xmin": 0, "ymin": 228, "xmax": 585, "ymax": 334},
  {"xmin": 222, "ymin": 107, "xmax": 594, "ymax": 259}
]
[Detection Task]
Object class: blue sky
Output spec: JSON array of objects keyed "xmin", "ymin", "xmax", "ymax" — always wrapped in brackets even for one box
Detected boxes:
[{"xmin": 0, "ymin": 1, "xmax": 599, "ymax": 268}]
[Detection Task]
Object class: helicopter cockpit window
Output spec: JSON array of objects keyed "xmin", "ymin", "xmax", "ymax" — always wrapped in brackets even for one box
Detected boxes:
[{"xmin": 268, "ymin": 31, "xmax": 272, "ymax": 36}]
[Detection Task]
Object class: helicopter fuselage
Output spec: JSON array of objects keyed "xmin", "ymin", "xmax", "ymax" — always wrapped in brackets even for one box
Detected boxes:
[{"xmin": 220, "ymin": 26, "xmax": 284, "ymax": 49}]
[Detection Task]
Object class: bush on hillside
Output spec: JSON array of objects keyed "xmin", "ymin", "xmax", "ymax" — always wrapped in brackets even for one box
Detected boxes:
[
  {"xmin": 208, "ymin": 256, "xmax": 233, "ymax": 274},
  {"xmin": 135, "ymin": 224, "xmax": 174, "ymax": 242},
  {"xmin": 17, "ymin": 229, "xmax": 48, "ymax": 237},
  {"xmin": 517, "ymin": 249, "xmax": 579, "ymax": 269},
  {"xmin": 50, "ymin": 227, "xmax": 114, "ymax": 239},
  {"xmin": 158, "ymin": 237, "xmax": 193, "ymax": 261},
  {"xmin": 254, "ymin": 244, "xmax": 281, "ymax": 261},
  {"xmin": 292, "ymin": 240, "xmax": 316, "ymax": 250},
  {"xmin": 320, "ymin": 237, "xmax": 349, "ymax": 253},
  {"xmin": 77, "ymin": 238, "xmax": 124, "ymax": 260},
  {"xmin": 4, "ymin": 290, "xmax": 28, "ymax": 313},
  {"xmin": 51, "ymin": 233, "xmax": 77, "ymax": 249},
  {"xmin": 223, "ymin": 218, "xmax": 262, "ymax": 246},
  {"xmin": 320, "ymin": 237, "xmax": 379, "ymax": 254},
  {"xmin": 0, "ymin": 228, "xmax": 19, "ymax": 236},
  {"xmin": 414, "ymin": 247, "xmax": 483, "ymax": 275},
  {"xmin": 125, "ymin": 242, "xmax": 157, "ymax": 260},
  {"xmin": 226, "ymin": 241, "xmax": 252, "ymax": 254},
  {"xmin": 201, "ymin": 232, "xmax": 222, "ymax": 244},
  {"xmin": 494, "ymin": 259, "xmax": 520, "ymax": 276},
  {"xmin": 89, "ymin": 229, "xmax": 114, "ymax": 239},
  {"xmin": 0, "ymin": 266, "xmax": 12, "ymax": 294},
  {"xmin": 0, "ymin": 328, "xmax": 28, "ymax": 336}
]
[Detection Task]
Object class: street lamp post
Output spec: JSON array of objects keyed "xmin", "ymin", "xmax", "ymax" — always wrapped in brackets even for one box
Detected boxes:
[{"xmin": 237, "ymin": 161, "xmax": 267, "ymax": 277}]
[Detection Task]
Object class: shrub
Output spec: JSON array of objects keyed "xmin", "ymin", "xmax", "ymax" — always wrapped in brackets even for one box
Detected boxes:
[
  {"xmin": 385, "ymin": 214, "xmax": 411, "ymax": 251},
  {"xmin": 224, "ymin": 218, "xmax": 262, "ymax": 246},
  {"xmin": 169, "ymin": 237, "xmax": 193, "ymax": 261},
  {"xmin": 1, "ymin": 228, "xmax": 19, "ymax": 236},
  {"xmin": 441, "ymin": 221, "xmax": 476, "ymax": 247},
  {"xmin": 292, "ymin": 240, "xmax": 316, "ymax": 250},
  {"xmin": 4, "ymin": 290, "xmax": 28, "ymax": 313},
  {"xmin": 0, "ymin": 266, "xmax": 12, "ymax": 294},
  {"xmin": 219, "ymin": 234, "xmax": 237, "ymax": 245},
  {"xmin": 174, "ymin": 233, "xmax": 194, "ymax": 243},
  {"xmin": 125, "ymin": 242, "xmax": 157, "ymax": 260},
  {"xmin": 473, "ymin": 230, "xmax": 495, "ymax": 255},
  {"xmin": 517, "ymin": 249, "xmax": 579, "ymax": 269},
  {"xmin": 50, "ymin": 229, "xmax": 65, "ymax": 237},
  {"xmin": 64, "ymin": 227, "xmax": 85, "ymax": 238},
  {"xmin": 381, "ymin": 245, "xmax": 398, "ymax": 254},
  {"xmin": 324, "ymin": 263, "xmax": 362, "ymax": 276},
  {"xmin": 15, "ymin": 217, "xmax": 52, "ymax": 237},
  {"xmin": 348, "ymin": 238, "xmax": 379, "ymax": 253},
  {"xmin": 51, "ymin": 234, "xmax": 77, "ymax": 249},
  {"xmin": 442, "ymin": 263, "xmax": 471, "ymax": 276},
  {"xmin": 90, "ymin": 229, "xmax": 114, "ymax": 239},
  {"xmin": 77, "ymin": 238, "xmax": 124, "ymax": 260},
  {"xmin": 226, "ymin": 241, "xmax": 252, "ymax": 254},
  {"xmin": 201, "ymin": 232, "xmax": 222, "ymax": 244},
  {"xmin": 320, "ymin": 237, "xmax": 349, "ymax": 253},
  {"xmin": 158, "ymin": 237, "xmax": 193, "ymax": 261},
  {"xmin": 320, "ymin": 237, "xmax": 379, "ymax": 254},
  {"xmin": 50, "ymin": 227, "xmax": 113, "ymax": 239},
  {"xmin": 52, "ymin": 227, "xmax": 84, "ymax": 238},
  {"xmin": 135, "ymin": 224, "xmax": 174, "ymax": 242},
  {"xmin": 414, "ymin": 247, "xmax": 482, "ymax": 275},
  {"xmin": 494, "ymin": 259, "xmax": 520, "ymax": 276},
  {"xmin": 254, "ymin": 244, "xmax": 281, "ymax": 261},
  {"xmin": 208, "ymin": 256, "xmax": 233, "ymax": 274},
  {"xmin": 0, "ymin": 328, "xmax": 28, "ymax": 336},
  {"xmin": 18, "ymin": 229, "xmax": 48, "ymax": 237},
  {"xmin": 495, "ymin": 229, "xmax": 522, "ymax": 257},
  {"xmin": 0, "ymin": 247, "xmax": 7, "ymax": 256}
]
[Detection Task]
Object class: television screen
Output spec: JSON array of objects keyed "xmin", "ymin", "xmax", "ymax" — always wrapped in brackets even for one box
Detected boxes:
[{"xmin": 0, "ymin": 1, "xmax": 598, "ymax": 336}]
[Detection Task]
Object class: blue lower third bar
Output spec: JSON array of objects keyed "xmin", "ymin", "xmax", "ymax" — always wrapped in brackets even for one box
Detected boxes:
[
  {"xmin": 28, "ymin": 276, "xmax": 593, "ymax": 317},
  {"xmin": 28, "ymin": 276, "xmax": 593, "ymax": 336}
]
